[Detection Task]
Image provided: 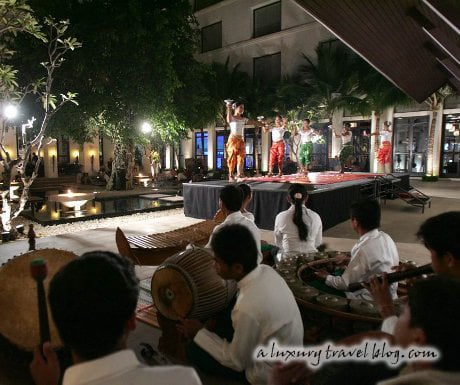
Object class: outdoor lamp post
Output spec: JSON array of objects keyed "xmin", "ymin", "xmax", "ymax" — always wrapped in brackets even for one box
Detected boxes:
[
  {"xmin": 141, "ymin": 122, "xmax": 152, "ymax": 134},
  {"xmin": 3, "ymin": 104, "xmax": 18, "ymax": 120}
]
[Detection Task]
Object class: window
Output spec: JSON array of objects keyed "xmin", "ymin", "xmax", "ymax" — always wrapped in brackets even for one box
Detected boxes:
[
  {"xmin": 194, "ymin": 0, "xmax": 222, "ymax": 11},
  {"xmin": 253, "ymin": 52, "xmax": 281, "ymax": 85},
  {"xmin": 216, "ymin": 132, "xmax": 225, "ymax": 169},
  {"xmin": 201, "ymin": 22, "xmax": 222, "ymax": 53},
  {"xmin": 253, "ymin": 1, "xmax": 281, "ymax": 38},
  {"xmin": 195, "ymin": 131, "xmax": 208, "ymax": 157}
]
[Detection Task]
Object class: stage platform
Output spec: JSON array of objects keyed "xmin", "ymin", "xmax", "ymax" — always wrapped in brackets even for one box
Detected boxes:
[{"xmin": 183, "ymin": 172, "xmax": 410, "ymax": 231}]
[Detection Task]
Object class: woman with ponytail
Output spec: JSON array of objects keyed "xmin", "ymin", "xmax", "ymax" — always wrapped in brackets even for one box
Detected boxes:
[{"xmin": 274, "ymin": 184, "xmax": 322, "ymax": 254}]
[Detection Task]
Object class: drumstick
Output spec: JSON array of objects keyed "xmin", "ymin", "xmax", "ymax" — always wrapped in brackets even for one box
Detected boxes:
[
  {"xmin": 30, "ymin": 258, "xmax": 51, "ymax": 346},
  {"xmin": 347, "ymin": 263, "xmax": 434, "ymax": 292}
]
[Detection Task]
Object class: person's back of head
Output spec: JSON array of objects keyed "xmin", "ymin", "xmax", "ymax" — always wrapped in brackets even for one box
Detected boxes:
[
  {"xmin": 288, "ymin": 184, "xmax": 309, "ymax": 241},
  {"xmin": 211, "ymin": 224, "xmax": 258, "ymax": 275},
  {"xmin": 220, "ymin": 185, "xmax": 243, "ymax": 213},
  {"xmin": 406, "ymin": 276, "xmax": 460, "ymax": 371},
  {"xmin": 349, "ymin": 199, "xmax": 380, "ymax": 231},
  {"xmin": 416, "ymin": 211, "xmax": 460, "ymax": 261},
  {"xmin": 49, "ymin": 251, "xmax": 139, "ymax": 360}
]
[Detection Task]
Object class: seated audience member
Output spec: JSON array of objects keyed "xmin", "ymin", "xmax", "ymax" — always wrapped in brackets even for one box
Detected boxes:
[
  {"xmin": 315, "ymin": 198, "xmax": 399, "ymax": 300},
  {"xmin": 370, "ymin": 211, "xmax": 460, "ymax": 335},
  {"xmin": 377, "ymin": 276, "xmax": 460, "ymax": 385},
  {"xmin": 207, "ymin": 184, "xmax": 262, "ymax": 263},
  {"xmin": 239, "ymin": 183, "xmax": 254, "ymax": 221},
  {"xmin": 180, "ymin": 224, "xmax": 303, "ymax": 385},
  {"xmin": 274, "ymin": 183, "xmax": 322, "ymax": 255},
  {"xmin": 30, "ymin": 251, "xmax": 202, "ymax": 385}
]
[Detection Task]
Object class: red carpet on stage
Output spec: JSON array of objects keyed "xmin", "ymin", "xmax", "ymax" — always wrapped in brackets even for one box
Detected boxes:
[{"xmin": 239, "ymin": 171, "xmax": 384, "ymax": 185}]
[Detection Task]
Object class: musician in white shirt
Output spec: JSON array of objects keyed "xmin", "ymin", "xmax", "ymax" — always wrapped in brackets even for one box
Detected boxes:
[
  {"xmin": 274, "ymin": 183, "xmax": 322, "ymax": 255},
  {"xmin": 180, "ymin": 224, "xmax": 303, "ymax": 385},
  {"xmin": 264, "ymin": 115, "xmax": 287, "ymax": 177},
  {"xmin": 30, "ymin": 251, "xmax": 202, "ymax": 385},
  {"xmin": 315, "ymin": 199, "xmax": 399, "ymax": 300},
  {"xmin": 206, "ymin": 184, "xmax": 262, "ymax": 263}
]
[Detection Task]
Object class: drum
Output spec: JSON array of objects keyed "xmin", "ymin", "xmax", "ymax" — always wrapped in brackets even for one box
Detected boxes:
[
  {"xmin": 151, "ymin": 248, "xmax": 237, "ymax": 321},
  {"xmin": 0, "ymin": 249, "xmax": 77, "ymax": 361},
  {"xmin": 283, "ymin": 131, "xmax": 291, "ymax": 140}
]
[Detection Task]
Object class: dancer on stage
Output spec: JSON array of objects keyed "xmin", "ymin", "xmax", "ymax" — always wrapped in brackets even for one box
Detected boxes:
[
  {"xmin": 335, "ymin": 122, "xmax": 353, "ymax": 173},
  {"xmin": 226, "ymin": 101, "xmax": 263, "ymax": 181},
  {"xmin": 296, "ymin": 118, "xmax": 317, "ymax": 175},
  {"xmin": 372, "ymin": 121, "xmax": 393, "ymax": 174},
  {"xmin": 264, "ymin": 115, "xmax": 287, "ymax": 177}
]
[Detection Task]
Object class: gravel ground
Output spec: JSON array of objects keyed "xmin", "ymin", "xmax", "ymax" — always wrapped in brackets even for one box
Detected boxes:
[{"xmin": 11, "ymin": 208, "xmax": 184, "ymax": 238}]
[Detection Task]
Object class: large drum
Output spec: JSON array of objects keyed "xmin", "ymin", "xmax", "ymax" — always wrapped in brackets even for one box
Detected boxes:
[
  {"xmin": 151, "ymin": 248, "xmax": 237, "ymax": 321},
  {"xmin": 0, "ymin": 249, "xmax": 77, "ymax": 361}
]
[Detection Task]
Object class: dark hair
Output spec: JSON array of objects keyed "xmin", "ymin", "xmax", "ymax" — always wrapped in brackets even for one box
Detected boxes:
[
  {"xmin": 220, "ymin": 185, "xmax": 243, "ymax": 212},
  {"xmin": 343, "ymin": 122, "xmax": 351, "ymax": 128},
  {"xmin": 349, "ymin": 199, "xmax": 380, "ymax": 231},
  {"xmin": 211, "ymin": 224, "xmax": 258, "ymax": 274},
  {"xmin": 238, "ymin": 183, "xmax": 252, "ymax": 202},
  {"xmin": 288, "ymin": 184, "xmax": 309, "ymax": 241},
  {"xmin": 303, "ymin": 118, "xmax": 310, "ymax": 123},
  {"xmin": 408, "ymin": 276, "xmax": 460, "ymax": 371},
  {"xmin": 49, "ymin": 251, "xmax": 139, "ymax": 360},
  {"xmin": 416, "ymin": 211, "xmax": 460, "ymax": 260},
  {"xmin": 232, "ymin": 101, "xmax": 244, "ymax": 110}
]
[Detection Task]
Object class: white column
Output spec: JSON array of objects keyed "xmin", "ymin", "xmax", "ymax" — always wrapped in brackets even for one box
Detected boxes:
[
  {"xmin": 165, "ymin": 145, "xmax": 172, "ymax": 169},
  {"xmin": 103, "ymin": 137, "xmax": 114, "ymax": 169},
  {"xmin": 370, "ymin": 112, "xmax": 378, "ymax": 173},
  {"xmin": 331, "ymin": 110, "xmax": 343, "ymax": 158},
  {"xmin": 83, "ymin": 139, "xmax": 99, "ymax": 175},
  {"xmin": 261, "ymin": 129, "xmax": 270, "ymax": 172},
  {"xmin": 181, "ymin": 136, "xmax": 193, "ymax": 169},
  {"xmin": 207, "ymin": 126, "xmax": 215, "ymax": 170},
  {"xmin": 432, "ymin": 102, "xmax": 444, "ymax": 177}
]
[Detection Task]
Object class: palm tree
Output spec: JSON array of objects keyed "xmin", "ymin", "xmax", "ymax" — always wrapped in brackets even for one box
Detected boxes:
[{"xmin": 423, "ymin": 86, "xmax": 454, "ymax": 178}]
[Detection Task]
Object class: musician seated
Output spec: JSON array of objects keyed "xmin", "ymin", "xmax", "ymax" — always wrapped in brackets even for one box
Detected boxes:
[
  {"xmin": 269, "ymin": 276, "xmax": 460, "ymax": 385},
  {"xmin": 369, "ymin": 211, "xmax": 460, "ymax": 336},
  {"xmin": 315, "ymin": 199, "xmax": 399, "ymax": 300},
  {"xmin": 213, "ymin": 183, "xmax": 254, "ymax": 222},
  {"xmin": 179, "ymin": 224, "xmax": 303, "ymax": 385},
  {"xmin": 378, "ymin": 276, "xmax": 460, "ymax": 385},
  {"xmin": 30, "ymin": 251, "xmax": 202, "ymax": 385},
  {"xmin": 207, "ymin": 184, "xmax": 262, "ymax": 263}
]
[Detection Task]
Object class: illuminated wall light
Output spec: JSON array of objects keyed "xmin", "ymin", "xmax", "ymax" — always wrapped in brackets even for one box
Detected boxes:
[
  {"xmin": 446, "ymin": 123, "xmax": 454, "ymax": 132},
  {"xmin": 454, "ymin": 130, "xmax": 460, "ymax": 137}
]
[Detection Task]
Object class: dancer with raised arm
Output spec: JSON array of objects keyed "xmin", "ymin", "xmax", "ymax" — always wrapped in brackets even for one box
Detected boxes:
[
  {"xmin": 372, "ymin": 121, "xmax": 393, "ymax": 174},
  {"xmin": 226, "ymin": 101, "xmax": 264, "ymax": 181},
  {"xmin": 296, "ymin": 119, "xmax": 317, "ymax": 175},
  {"xmin": 265, "ymin": 115, "xmax": 287, "ymax": 177},
  {"xmin": 335, "ymin": 122, "xmax": 353, "ymax": 173}
]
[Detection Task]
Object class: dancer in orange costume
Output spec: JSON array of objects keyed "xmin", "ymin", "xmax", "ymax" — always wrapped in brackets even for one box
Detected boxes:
[{"xmin": 226, "ymin": 101, "xmax": 263, "ymax": 181}]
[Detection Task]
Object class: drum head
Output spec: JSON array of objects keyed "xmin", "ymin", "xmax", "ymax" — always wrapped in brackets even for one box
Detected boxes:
[
  {"xmin": 0, "ymin": 249, "xmax": 77, "ymax": 352},
  {"xmin": 151, "ymin": 264, "xmax": 195, "ymax": 321},
  {"xmin": 283, "ymin": 131, "xmax": 291, "ymax": 140}
]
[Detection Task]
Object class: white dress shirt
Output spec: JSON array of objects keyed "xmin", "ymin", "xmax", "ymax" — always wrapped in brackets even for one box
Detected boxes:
[
  {"xmin": 63, "ymin": 349, "xmax": 202, "ymax": 385},
  {"xmin": 194, "ymin": 264, "xmax": 303, "ymax": 385},
  {"xmin": 242, "ymin": 211, "xmax": 255, "ymax": 222},
  {"xmin": 206, "ymin": 211, "xmax": 262, "ymax": 263},
  {"xmin": 274, "ymin": 205, "xmax": 322, "ymax": 254},
  {"xmin": 325, "ymin": 229, "xmax": 399, "ymax": 300}
]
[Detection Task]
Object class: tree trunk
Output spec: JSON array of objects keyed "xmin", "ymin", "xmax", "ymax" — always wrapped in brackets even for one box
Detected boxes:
[
  {"xmin": 107, "ymin": 141, "xmax": 127, "ymax": 191},
  {"xmin": 426, "ymin": 104, "xmax": 439, "ymax": 176}
]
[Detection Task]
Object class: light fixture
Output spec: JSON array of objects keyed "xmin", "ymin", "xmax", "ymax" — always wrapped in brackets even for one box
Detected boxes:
[
  {"xmin": 3, "ymin": 104, "xmax": 18, "ymax": 119},
  {"xmin": 454, "ymin": 130, "xmax": 460, "ymax": 137},
  {"xmin": 446, "ymin": 123, "xmax": 454, "ymax": 132},
  {"xmin": 141, "ymin": 122, "xmax": 152, "ymax": 134}
]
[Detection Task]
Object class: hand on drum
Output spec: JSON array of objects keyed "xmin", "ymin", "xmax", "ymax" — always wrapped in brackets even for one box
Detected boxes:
[
  {"xmin": 268, "ymin": 361, "xmax": 312, "ymax": 385},
  {"xmin": 30, "ymin": 342, "xmax": 61, "ymax": 385},
  {"xmin": 177, "ymin": 318, "xmax": 204, "ymax": 339},
  {"xmin": 364, "ymin": 274, "xmax": 395, "ymax": 319}
]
